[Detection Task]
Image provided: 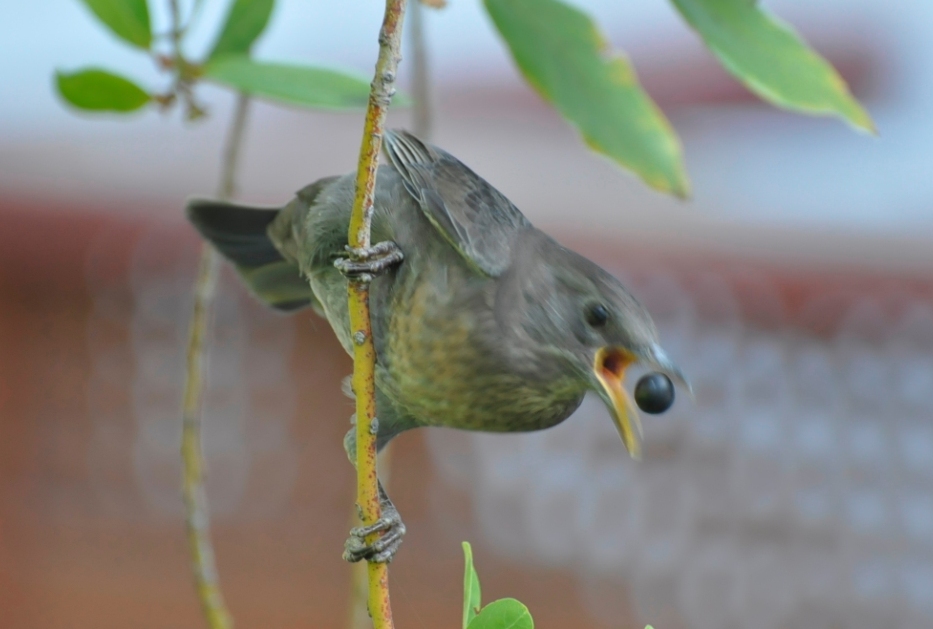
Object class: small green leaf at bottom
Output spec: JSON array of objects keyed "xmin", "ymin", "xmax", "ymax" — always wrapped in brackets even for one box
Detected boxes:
[
  {"xmin": 462, "ymin": 542, "xmax": 482, "ymax": 629},
  {"xmin": 467, "ymin": 599, "xmax": 533, "ymax": 629},
  {"xmin": 55, "ymin": 69, "xmax": 150, "ymax": 112}
]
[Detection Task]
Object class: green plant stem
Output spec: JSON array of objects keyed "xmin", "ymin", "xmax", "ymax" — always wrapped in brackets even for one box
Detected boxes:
[
  {"xmin": 181, "ymin": 92, "xmax": 251, "ymax": 629},
  {"xmin": 218, "ymin": 94, "xmax": 251, "ymax": 200},
  {"xmin": 346, "ymin": 0, "xmax": 407, "ymax": 627},
  {"xmin": 168, "ymin": 0, "xmax": 183, "ymax": 60},
  {"xmin": 409, "ymin": 0, "xmax": 432, "ymax": 140},
  {"xmin": 348, "ymin": 446, "xmax": 395, "ymax": 629},
  {"xmin": 348, "ymin": 1, "xmax": 431, "ymax": 625},
  {"xmin": 348, "ymin": 3, "xmax": 431, "ymax": 625}
]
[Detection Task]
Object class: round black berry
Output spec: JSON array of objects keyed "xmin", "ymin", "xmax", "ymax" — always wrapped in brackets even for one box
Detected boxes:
[{"xmin": 634, "ymin": 372, "xmax": 675, "ymax": 414}]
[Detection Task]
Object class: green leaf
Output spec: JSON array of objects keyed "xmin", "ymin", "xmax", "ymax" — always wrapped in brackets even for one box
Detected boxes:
[
  {"xmin": 203, "ymin": 56, "xmax": 374, "ymax": 110},
  {"xmin": 484, "ymin": 0, "xmax": 688, "ymax": 197},
  {"xmin": 208, "ymin": 0, "xmax": 276, "ymax": 61},
  {"xmin": 55, "ymin": 68, "xmax": 150, "ymax": 112},
  {"xmin": 670, "ymin": 0, "xmax": 874, "ymax": 133},
  {"xmin": 462, "ymin": 542, "xmax": 482, "ymax": 629},
  {"xmin": 79, "ymin": 0, "xmax": 151, "ymax": 49},
  {"xmin": 467, "ymin": 599, "xmax": 534, "ymax": 629}
]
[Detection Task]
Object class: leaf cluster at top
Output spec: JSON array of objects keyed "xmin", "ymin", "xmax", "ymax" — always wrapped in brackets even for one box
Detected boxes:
[
  {"xmin": 57, "ymin": 0, "xmax": 872, "ymax": 197},
  {"xmin": 56, "ymin": 0, "xmax": 375, "ymax": 117},
  {"xmin": 484, "ymin": 0, "xmax": 874, "ymax": 197}
]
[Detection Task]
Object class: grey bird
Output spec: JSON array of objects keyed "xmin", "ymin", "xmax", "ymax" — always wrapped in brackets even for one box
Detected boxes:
[{"xmin": 187, "ymin": 130, "xmax": 688, "ymax": 563}]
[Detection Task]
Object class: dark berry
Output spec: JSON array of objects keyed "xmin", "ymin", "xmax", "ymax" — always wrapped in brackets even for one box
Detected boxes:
[{"xmin": 634, "ymin": 372, "xmax": 675, "ymax": 414}]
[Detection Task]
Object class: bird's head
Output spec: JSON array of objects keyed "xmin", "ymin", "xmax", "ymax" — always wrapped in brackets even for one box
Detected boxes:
[{"xmin": 502, "ymin": 234, "xmax": 689, "ymax": 459}]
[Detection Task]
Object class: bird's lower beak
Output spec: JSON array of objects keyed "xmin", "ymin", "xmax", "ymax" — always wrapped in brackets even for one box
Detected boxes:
[{"xmin": 593, "ymin": 347, "xmax": 643, "ymax": 460}]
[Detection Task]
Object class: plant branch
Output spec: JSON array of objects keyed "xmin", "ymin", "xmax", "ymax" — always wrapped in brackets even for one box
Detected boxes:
[
  {"xmin": 349, "ymin": 2, "xmax": 431, "ymax": 626},
  {"xmin": 409, "ymin": 0, "xmax": 432, "ymax": 140},
  {"xmin": 346, "ymin": 0, "xmax": 407, "ymax": 628},
  {"xmin": 181, "ymin": 92, "xmax": 251, "ymax": 629},
  {"xmin": 348, "ymin": 447, "xmax": 395, "ymax": 629},
  {"xmin": 218, "ymin": 94, "xmax": 251, "ymax": 199}
]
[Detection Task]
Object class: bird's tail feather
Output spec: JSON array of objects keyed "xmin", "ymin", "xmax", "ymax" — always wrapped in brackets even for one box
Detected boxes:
[{"xmin": 186, "ymin": 200, "xmax": 317, "ymax": 312}]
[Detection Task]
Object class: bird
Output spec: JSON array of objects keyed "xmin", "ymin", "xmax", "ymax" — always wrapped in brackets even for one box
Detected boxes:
[{"xmin": 186, "ymin": 129, "xmax": 688, "ymax": 564}]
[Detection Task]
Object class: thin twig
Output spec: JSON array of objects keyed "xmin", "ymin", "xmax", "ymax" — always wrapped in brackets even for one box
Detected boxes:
[
  {"xmin": 218, "ymin": 94, "xmax": 251, "ymax": 200},
  {"xmin": 409, "ymin": 0, "xmax": 432, "ymax": 140},
  {"xmin": 346, "ymin": 0, "xmax": 408, "ymax": 628},
  {"xmin": 347, "ymin": 1, "xmax": 433, "ymax": 629},
  {"xmin": 181, "ymin": 92, "xmax": 251, "ymax": 629},
  {"xmin": 181, "ymin": 0, "xmax": 208, "ymax": 36},
  {"xmin": 348, "ymin": 448, "xmax": 394, "ymax": 629},
  {"xmin": 349, "ymin": 2, "xmax": 430, "ymax": 625}
]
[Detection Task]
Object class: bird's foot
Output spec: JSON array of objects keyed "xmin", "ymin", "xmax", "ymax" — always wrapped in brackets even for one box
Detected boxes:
[
  {"xmin": 343, "ymin": 501, "xmax": 406, "ymax": 564},
  {"xmin": 334, "ymin": 241, "xmax": 404, "ymax": 282}
]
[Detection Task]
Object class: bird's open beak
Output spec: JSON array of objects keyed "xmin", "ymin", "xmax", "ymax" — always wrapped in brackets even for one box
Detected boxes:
[
  {"xmin": 592, "ymin": 344, "xmax": 691, "ymax": 460},
  {"xmin": 593, "ymin": 347, "xmax": 643, "ymax": 460}
]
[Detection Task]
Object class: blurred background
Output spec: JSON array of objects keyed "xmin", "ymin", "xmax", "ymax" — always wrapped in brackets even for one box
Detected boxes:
[{"xmin": 2, "ymin": 0, "xmax": 933, "ymax": 628}]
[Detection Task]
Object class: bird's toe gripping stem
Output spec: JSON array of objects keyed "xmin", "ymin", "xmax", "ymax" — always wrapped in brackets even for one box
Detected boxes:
[
  {"xmin": 343, "ymin": 500, "xmax": 406, "ymax": 564},
  {"xmin": 334, "ymin": 241, "xmax": 404, "ymax": 282}
]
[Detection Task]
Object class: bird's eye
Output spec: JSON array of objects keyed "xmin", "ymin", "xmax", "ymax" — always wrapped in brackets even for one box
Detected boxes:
[{"xmin": 586, "ymin": 304, "xmax": 610, "ymax": 327}]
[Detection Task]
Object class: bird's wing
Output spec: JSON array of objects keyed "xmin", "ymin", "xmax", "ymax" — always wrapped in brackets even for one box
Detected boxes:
[{"xmin": 382, "ymin": 129, "xmax": 531, "ymax": 277}]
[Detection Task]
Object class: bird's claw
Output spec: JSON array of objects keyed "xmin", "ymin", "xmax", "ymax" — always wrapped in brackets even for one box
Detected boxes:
[
  {"xmin": 343, "ymin": 505, "xmax": 406, "ymax": 564},
  {"xmin": 334, "ymin": 241, "xmax": 404, "ymax": 282}
]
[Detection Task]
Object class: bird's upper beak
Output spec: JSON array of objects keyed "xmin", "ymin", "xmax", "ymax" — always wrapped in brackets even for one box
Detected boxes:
[{"xmin": 592, "ymin": 344, "xmax": 690, "ymax": 460}]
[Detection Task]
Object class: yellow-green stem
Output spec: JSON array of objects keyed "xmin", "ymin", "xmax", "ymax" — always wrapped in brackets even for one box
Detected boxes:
[
  {"xmin": 349, "ymin": 2, "xmax": 431, "ymax": 624},
  {"xmin": 349, "ymin": 446, "xmax": 396, "ymax": 629},
  {"xmin": 181, "ymin": 92, "xmax": 251, "ymax": 629},
  {"xmin": 347, "ymin": 0, "xmax": 407, "ymax": 627}
]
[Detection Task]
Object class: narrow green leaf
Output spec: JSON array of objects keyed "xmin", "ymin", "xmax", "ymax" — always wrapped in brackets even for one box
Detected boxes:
[
  {"xmin": 208, "ymin": 0, "xmax": 276, "ymax": 61},
  {"xmin": 79, "ymin": 0, "xmax": 151, "ymax": 49},
  {"xmin": 462, "ymin": 542, "xmax": 482, "ymax": 629},
  {"xmin": 671, "ymin": 0, "xmax": 874, "ymax": 133},
  {"xmin": 484, "ymin": 0, "xmax": 688, "ymax": 197},
  {"xmin": 203, "ymin": 56, "xmax": 374, "ymax": 110},
  {"xmin": 467, "ymin": 599, "xmax": 534, "ymax": 629},
  {"xmin": 55, "ymin": 68, "xmax": 150, "ymax": 112}
]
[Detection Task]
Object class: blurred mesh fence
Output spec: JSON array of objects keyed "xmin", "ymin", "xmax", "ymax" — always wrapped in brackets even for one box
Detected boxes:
[
  {"xmin": 85, "ymin": 224, "xmax": 300, "ymax": 523},
  {"xmin": 73, "ymin": 219, "xmax": 933, "ymax": 629},
  {"xmin": 428, "ymin": 262, "xmax": 933, "ymax": 629}
]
